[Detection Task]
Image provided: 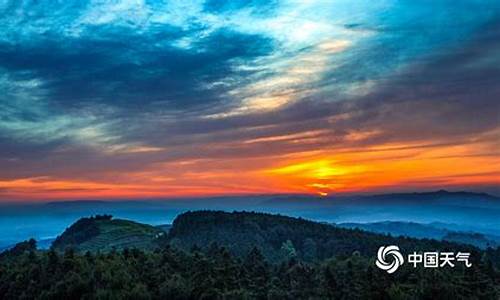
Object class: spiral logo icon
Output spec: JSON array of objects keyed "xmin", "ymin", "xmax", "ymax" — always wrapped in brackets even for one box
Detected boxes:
[{"xmin": 376, "ymin": 245, "xmax": 404, "ymax": 274}]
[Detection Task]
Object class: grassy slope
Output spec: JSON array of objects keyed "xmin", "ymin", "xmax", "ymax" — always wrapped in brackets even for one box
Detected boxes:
[{"xmin": 53, "ymin": 218, "xmax": 165, "ymax": 252}]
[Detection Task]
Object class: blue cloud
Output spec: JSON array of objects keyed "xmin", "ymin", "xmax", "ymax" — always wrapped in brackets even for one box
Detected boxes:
[
  {"xmin": 203, "ymin": 0, "xmax": 278, "ymax": 15},
  {"xmin": 0, "ymin": 0, "xmax": 499, "ymax": 184}
]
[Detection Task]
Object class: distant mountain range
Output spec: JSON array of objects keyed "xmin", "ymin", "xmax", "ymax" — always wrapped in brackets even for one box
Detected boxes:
[
  {"xmin": 260, "ymin": 190, "xmax": 500, "ymax": 236},
  {"xmin": 1, "ymin": 190, "xmax": 499, "ymax": 249},
  {"xmin": 338, "ymin": 221, "xmax": 500, "ymax": 249}
]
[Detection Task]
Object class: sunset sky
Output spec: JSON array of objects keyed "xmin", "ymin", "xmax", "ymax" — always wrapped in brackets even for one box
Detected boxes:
[{"xmin": 0, "ymin": 0, "xmax": 499, "ymax": 201}]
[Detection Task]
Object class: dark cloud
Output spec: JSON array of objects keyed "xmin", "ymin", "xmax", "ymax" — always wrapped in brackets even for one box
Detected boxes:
[
  {"xmin": 0, "ymin": 27, "xmax": 274, "ymax": 110},
  {"xmin": 0, "ymin": 1, "xmax": 498, "ymax": 195},
  {"xmin": 348, "ymin": 20, "xmax": 500, "ymax": 140}
]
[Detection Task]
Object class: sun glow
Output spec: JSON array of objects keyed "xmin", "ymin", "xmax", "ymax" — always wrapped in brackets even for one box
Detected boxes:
[
  {"xmin": 260, "ymin": 138, "xmax": 500, "ymax": 195},
  {"xmin": 271, "ymin": 160, "xmax": 351, "ymax": 179}
]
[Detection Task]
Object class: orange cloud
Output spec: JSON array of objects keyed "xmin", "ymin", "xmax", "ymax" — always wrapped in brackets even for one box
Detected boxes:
[
  {"xmin": 1, "ymin": 135, "xmax": 498, "ymax": 201},
  {"xmin": 261, "ymin": 139, "xmax": 500, "ymax": 195}
]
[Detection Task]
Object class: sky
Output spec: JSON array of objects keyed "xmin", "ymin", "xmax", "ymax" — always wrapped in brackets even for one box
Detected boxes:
[{"xmin": 0, "ymin": 0, "xmax": 499, "ymax": 201}]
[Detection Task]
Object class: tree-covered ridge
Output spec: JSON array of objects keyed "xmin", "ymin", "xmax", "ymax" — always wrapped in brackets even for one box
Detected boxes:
[
  {"xmin": 0, "ymin": 240, "xmax": 499, "ymax": 299},
  {"xmin": 52, "ymin": 215, "xmax": 164, "ymax": 252},
  {"xmin": 167, "ymin": 211, "xmax": 482, "ymax": 263}
]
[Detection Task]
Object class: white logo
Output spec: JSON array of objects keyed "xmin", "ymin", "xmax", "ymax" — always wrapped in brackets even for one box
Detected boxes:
[
  {"xmin": 376, "ymin": 245, "xmax": 404, "ymax": 274},
  {"xmin": 375, "ymin": 246, "xmax": 472, "ymax": 273}
]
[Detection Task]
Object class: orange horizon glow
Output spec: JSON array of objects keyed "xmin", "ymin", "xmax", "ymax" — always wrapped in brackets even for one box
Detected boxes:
[{"xmin": 1, "ymin": 136, "xmax": 498, "ymax": 201}]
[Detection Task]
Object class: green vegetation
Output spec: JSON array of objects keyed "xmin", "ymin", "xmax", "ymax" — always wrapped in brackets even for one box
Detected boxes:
[
  {"xmin": 52, "ymin": 215, "xmax": 165, "ymax": 252},
  {"xmin": 0, "ymin": 211, "xmax": 499, "ymax": 299},
  {"xmin": 166, "ymin": 211, "xmax": 481, "ymax": 263}
]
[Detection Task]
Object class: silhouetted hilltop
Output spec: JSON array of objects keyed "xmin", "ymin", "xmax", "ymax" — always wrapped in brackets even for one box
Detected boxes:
[
  {"xmin": 42, "ymin": 210, "xmax": 484, "ymax": 263},
  {"xmin": 166, "ymin": 210, "xmax": 480, "ymax": 262},
  {"xmin": 52, "ymin": 215, "xmax": 164, "ymax": 252}
]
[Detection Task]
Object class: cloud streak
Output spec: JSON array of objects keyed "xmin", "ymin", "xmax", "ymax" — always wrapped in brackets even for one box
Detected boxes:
[{"xmin": 0, "ymin": 0, "xmax": 499, "ymax": 199}]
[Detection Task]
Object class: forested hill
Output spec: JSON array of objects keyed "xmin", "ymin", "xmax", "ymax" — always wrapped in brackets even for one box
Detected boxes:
[
  {"xmin": 1, "ymin": 211, "xmax": 500, "ymax": 299},
  {"xmin": 166, "ymin": 211, "xmax": 481, "ymax": 262},
  {"xmin": 42, "ymin": 210, "xmax": 487, "ymax": 264}
]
